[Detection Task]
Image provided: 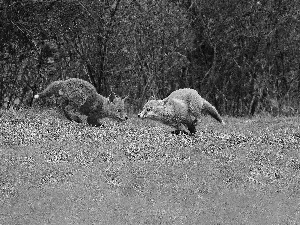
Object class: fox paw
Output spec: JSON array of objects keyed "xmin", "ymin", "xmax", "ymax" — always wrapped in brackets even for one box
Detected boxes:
[
  {"xmin": 171, "ymin": 130, "xmax": 189, "ymax": 135},
  {"xmin": 93, "ymin": 123, "xmax": 105, "ymax": 127}
]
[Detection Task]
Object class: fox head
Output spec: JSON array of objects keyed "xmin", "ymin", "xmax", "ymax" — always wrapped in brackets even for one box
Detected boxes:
[
  {"xmin": 106, "ymin": 93, "xmax": 128, "ymax": 121},
  {"xmin": 138, "ymin": 99, "xmax": 165, "ymax": 119}
]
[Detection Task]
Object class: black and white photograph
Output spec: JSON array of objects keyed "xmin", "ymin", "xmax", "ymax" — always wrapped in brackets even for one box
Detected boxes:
[{"xmin": 1, "ymin": 0, "xmax": 300, "ymax": 224}]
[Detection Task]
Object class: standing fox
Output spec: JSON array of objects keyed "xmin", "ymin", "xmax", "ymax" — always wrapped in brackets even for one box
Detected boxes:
[
  {"xmin": 138, "ymin": 88, "xmax": 225, "ymax": 135},
  {"xmin": 33, "ymin": 78, "xmax": 128, "ymax": 126}
]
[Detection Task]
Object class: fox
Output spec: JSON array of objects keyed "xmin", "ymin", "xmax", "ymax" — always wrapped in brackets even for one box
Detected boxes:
[
  {"xmin": 33, "ymin": 78, "xmax": 128, "ymax": 126},
  {"xmin": 138, "ymin": 88, "xmax": 225, "ymax": 135}
]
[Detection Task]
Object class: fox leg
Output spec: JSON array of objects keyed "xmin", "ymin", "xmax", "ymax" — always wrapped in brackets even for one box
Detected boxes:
[
  {"xmin": 60, "ymin": 98, "xmax": 83, "ymax": 123},
  {"xmin": 186, "ymin": 123, "xmax": 196, "ymax": 134},
  {"xmin": 172, "ymin": 124, "xmax": 196, "ymax": 135},
  {"xmin": 171, "ymin": 124, "xmax": 190, "ymax": 135},
  {"xmin": 86, "ymin": 114, "xmax": 104, "ymax": 127},
  {"xmin": 61, "ymin": 98, "xmax": 102, "ymax": 127},
  {"xmin": 186, "ymin": 117, "xmax": 198, "ymax": 134},
  {"xmin": 78, "ymin": 102, "xmax": 103, "ymax": 127},
  {"xmin": 63, "ymin": 107, "xmax": 82, "ymax": 123},
  {"xmin": 171, "ymin": 130, "xmax": 189, "ymax": 135}
]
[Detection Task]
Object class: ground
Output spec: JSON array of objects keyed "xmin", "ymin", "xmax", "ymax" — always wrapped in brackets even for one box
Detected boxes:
[{"xmin": 0, "ymin": 108, "xmax": 300, "ymax": 225}]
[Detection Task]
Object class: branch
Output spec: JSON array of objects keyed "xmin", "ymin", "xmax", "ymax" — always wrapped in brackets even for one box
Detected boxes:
[{"xmin": 110, "ymin": 0, "xmax": 122, "ymax": 18}]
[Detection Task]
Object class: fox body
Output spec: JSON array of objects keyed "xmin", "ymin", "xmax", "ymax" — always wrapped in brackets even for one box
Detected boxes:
[
  {"xmin": 138, "ymin": 88, "xmax": 225, "ymax": 134},
  {"xmin": 33, "ymin": 78, "xmax": 128, "ymax": 126}
]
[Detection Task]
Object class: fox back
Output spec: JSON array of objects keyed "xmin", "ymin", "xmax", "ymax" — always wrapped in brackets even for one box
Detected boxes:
[
  {"xmin": 34, "ymin": 78, "xmax": 128, "ymax": 125},
  {"xmin": 33, "ymin": 78, "xmax": 97, "ymax": 107},
  {"xmin": 166, "ymin": 88, "xmax": 204, "ymax": 114},
  {"xmin": 165, "ymin": 88, "xmax": 224, "ymax": 124}
]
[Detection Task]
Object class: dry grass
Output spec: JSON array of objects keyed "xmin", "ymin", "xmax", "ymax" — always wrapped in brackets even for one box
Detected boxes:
[{"xmin": 0, "ymin": 108, "xmax": 300, "ymax": 225}]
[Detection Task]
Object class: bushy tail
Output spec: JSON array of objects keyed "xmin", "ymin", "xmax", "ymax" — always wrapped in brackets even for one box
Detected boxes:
[
  {"xmin": 34, "ymin": 81, "xmax": 63, "ymax": 101},
  {"xmin": 202, "ymin": 100, "xmax": 225, "ymax": 125},
  {"xmin": 34, "ymin": 89, "xmax": 60, "ymax": 100},
  {"xmin": 33, "ymin": 90, "xmax": 52, "ymax": 102},
  {"xmin": 33, "ymin": 89, "xmax": 61, "ymax": 108},
  {"xmin": 33, "ymin": 93, "xmax": 43, "ymax": 100},
  {"xmin": 32, "ymin": 92, "xmax": 49, "ymax": 107}
]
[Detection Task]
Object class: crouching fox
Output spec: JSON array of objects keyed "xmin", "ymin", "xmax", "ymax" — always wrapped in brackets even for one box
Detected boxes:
[
  {"xmin": 33, "ymin": 78, "xmax": 128, "ymax": 126},
  {"xmin": 138, "ymin": 88, "xmax": 225, "ymax": 135}
]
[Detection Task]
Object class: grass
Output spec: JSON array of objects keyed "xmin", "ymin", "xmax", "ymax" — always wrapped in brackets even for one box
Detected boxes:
[{"xmin": 0, "ymin": 108, "xmax": 300, "ymax": 225}]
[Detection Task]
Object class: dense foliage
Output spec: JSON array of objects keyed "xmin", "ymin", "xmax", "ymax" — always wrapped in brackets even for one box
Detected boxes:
[{"xmin": 1, "ymin": 0, "xmax": 299, "ymax": 115}]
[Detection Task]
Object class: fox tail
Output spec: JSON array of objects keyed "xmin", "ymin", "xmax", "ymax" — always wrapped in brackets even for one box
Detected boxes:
[
  {"xmin": 34, "ymin": 94, "xmax": 41, "ymax": 99},
  {"xmin": 202, "ymin": 100, "xmax": 225, "ymax": 125}
]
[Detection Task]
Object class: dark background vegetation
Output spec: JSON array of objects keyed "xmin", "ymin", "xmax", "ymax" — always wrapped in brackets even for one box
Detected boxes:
[{"xmin": 1, "ymin": 0, "xmax": 300, "ymax": 116}]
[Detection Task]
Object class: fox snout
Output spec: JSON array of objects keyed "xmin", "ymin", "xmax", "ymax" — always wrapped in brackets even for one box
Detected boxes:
[
  {"xmin": 138, "ymin": 110, "xmax": 155, "ymax": 119},
  {"xmin": 137, "ymin": 112, "xmax": 145, "ymax": 118},
  {"xmin": 118, "ymin": 115, "xmax": 128, "ymax": 121}
]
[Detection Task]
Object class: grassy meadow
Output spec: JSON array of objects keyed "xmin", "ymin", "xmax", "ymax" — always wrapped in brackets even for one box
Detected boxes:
[{"xmin": 0, "ymin": 108, "xmax": 300, "ymax": 225}]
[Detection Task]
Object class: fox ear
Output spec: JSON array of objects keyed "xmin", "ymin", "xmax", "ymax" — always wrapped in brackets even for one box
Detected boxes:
[
  {"xmin": 123, "ymin": 95, "xmax": 129, "ymax": 102},
  {"xmin": 161, "ymin": 99, "xmax": 168, "ymax": 105},
  {"xmin": 108, "ymin": 92, "xmax": 116, "ymax": 102}
]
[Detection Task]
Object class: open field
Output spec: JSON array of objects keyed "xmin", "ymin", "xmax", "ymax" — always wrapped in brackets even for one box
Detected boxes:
[{"xmin": 1, "ymin": 109, "xmax": 300, "ymax": 225}]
